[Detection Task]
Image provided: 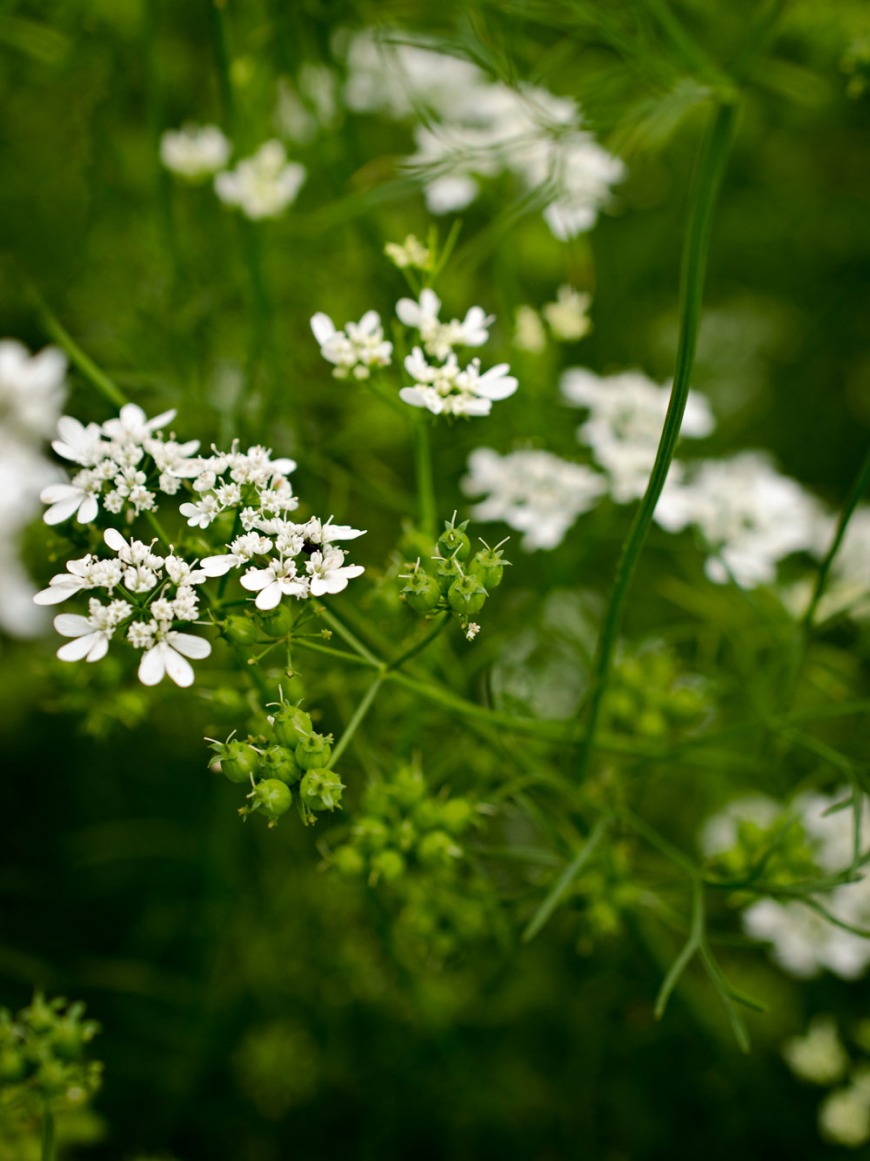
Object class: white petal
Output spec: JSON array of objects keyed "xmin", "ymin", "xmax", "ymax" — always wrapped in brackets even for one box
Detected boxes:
[
  {"xmin": 57, "ymin": 635, "xmax": 98, "ymax": 661},
  {"xmin": 399, "ymin": 387, "xmax": 428, "ymax": 409},
  {"xmin": 44, "ymin": 496, "xmax": 84, "ymax": 525},
  {"xmin": 104, "ymin": 528, "xmax": 127, "ymax": 552},
  {"xmin": 138, "ymin": 645, "xmax": 167, "ymax": 686},
  {"xmin": 240, "ymin": 568, "xmax": 272, "ymax": 592},
  {"xmin": 310, "ymin": 313, "xmax": 336, "ymax": 344},
  {"xmin": 85, "ymin": 636, "xmax": 110, "ymax": 662},
  {"xmin": 169, "ymin": 632, "xmax": 211, "ymax": 660},
  {"xmin": 76, "ymin": 494, "xmax": 99, "ymax": 523},
  {"xmin": 255, "ymin": 582, "xmax": 283, "ymax": 610},
  {"xmin": 163, "ymin": 647, "xmax": 194, "ymax": 687},
  {"xmin": 396, "ymin": 298, "xmax": 421, "ymax": 327},
  {"xmin": 54, "ymin": 614, "xmax": 91, "ymax": 637},
  {"xmin": 34, "ymin": 582, "xmax": 81, "ymax": 606},
  {"xmin": 40, "ymin": 483, "xmax": 79, "ymax": 504},
  {"xmin": 200, "ymin": 555, "xmax": 236, "ymax": 577}
]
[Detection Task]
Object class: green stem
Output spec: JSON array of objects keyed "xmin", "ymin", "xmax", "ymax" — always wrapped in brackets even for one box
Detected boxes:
[
  {"xmin": 328, "ymin": 675, "xmax": 384, "ymax": 768},
  {"xmin": 41, "ymin": 1101, "xmax": 55, "ymax": 1161},
  {"xmin": 318, "ymin": 607, "xmax": 380, "ymax": 666},
  {"xmin": 522, "ymin": 817, "xmax": 610, "ymax": 942},
  {"xmin": 576, "ymin": 99, "xmax": 737, "ymax": 781},
  {"xmin": 207, "ymin": 0, "xmax": 235, "ymax": 132},
  {"xmin": 387, "ymin": 613, "xmax": 449, "ymax": 671},
  {"xmin": 803, "ymin": 444, "xmax": 870, "ymax": 630},
  {"xmin": 33, "ymin": 294, "xmax": 129, "ymax": 409},
  {"xmin": 413, "ymin": 419, "xmax": 437, "ymax": 537}
]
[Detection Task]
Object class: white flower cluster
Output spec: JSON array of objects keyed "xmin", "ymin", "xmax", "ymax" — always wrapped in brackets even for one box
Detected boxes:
[
  {"xmin": 561, "ymin": 367, "xmax": 715, "ymax": 504},
  {"xmin": 702, "ymin": 790, "xmax": 870, "ymax": 979},
  {"xmin": 160, "ymin": 125, "xmax": 306, "ymax": 220},
  {"xmin": 309, "ymin": 311, "xmax": 393, "ymax": 380},
  {"xmin": 311, "ymin": 288, "xmax": 517, "ymax": 418},
  {"xmin": 343, "ymin": 33, "xmax": 625, "ymax": 239},
  {"xmin": 40, "ymin": 403, "xmax": 200, "ymax": 527},
  {"xmin": 398, "ymin": 290, "xmax": 515, "ymax": 417},
  {"xmin": 35, "ymin": 528, "xmax": 211, "ymax": 687},
  {"xmin": 655, "ymin": 452, "xmax": 829, "ymax": 588},
  {"xmin": 199, "ymin": 518, "xmax": 364, "ymax": 610},
  {"xmin": 0, "ymin": 341, "xmax": 68, "ymax": 636},
  {"xmin": 36, "ymin": 405, "xmax": 366, "ymax": 684},
  {"xmin": 462, "ymin": 447, "xmax": 607, "ymax": 551}
]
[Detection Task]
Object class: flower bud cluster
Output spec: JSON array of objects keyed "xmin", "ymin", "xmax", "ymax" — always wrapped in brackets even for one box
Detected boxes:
[
  {"xmin": 0, "ymin": 993, "xmax": 102, "ymax": 1123},
  {"xmin": 603, "ymin": 644, "xmax": 710, "ymax": 742},
  {"xmin": 399, "ymin": 516, "xmax": 509, "ymax": 640},
  {"xmin": 209, "ymin": 702, "xmax": 345, "ymax": 828}
]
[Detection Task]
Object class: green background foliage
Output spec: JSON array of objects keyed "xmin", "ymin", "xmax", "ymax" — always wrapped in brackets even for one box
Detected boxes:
[{"xmin": 2, "ymin": 0, "xmax": 870, "ymax": 1156}]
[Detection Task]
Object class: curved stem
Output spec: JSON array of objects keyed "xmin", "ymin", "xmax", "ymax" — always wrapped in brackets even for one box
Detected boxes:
[
  {"xmin": 33, "ymin": 293, "xmax": 129, "ymax": 409},
  {"xmin": 576, "ymin": 99, "xmax": 737, "ymax": 782}
]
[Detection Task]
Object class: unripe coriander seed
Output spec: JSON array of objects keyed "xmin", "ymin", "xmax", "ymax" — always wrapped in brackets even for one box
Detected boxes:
[
  {"xmin": 295, "ymin": 732, "xmax": 333, "ymax": 770},
  {"xmin": 272, "ymin": 704, "xmax": 313, "ymax": 748},
  {"xmin": 448, "ymin": 574, "xmax": 487, "ymax": 616},
  {"xmin": 402, "ymin": 569, "xmax": 442, "ymax": 613},
  {"xmin": 437, "ymin": 524, "xmax": 471, "ymax": 561},
  {"xmin": 251, "ymin": 778, "xmax": 293, "ymax": 824}
]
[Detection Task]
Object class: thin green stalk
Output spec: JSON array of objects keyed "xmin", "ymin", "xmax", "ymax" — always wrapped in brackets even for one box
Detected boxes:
[
  {"xmin": 207, "ymin": 0, "xmax": 235, "ymax": 132},
  {"xmin": 318, "ymin": 607, "xmax": 380, "ymax": 666},
  {"xmin": 802, "ymin": 444, "xmax": 870, "ymax": 630},
  {"xmin": 522, "ymin": 817, "xmax": 610, "ymax": 942},
  {"xmin": 41, "ymin": 1101, "xmax": 55, "ymax": 1161},
  {"xmin": 387, "ymin": 613, "xmax": 449, "ymax": 671},
  {"xmin": 413, "ymin": 419, "xmax": 437, "ymax": 537},
  {"xmin": 576, "ymin": 99, "xmax": 737, "ymax": 781},
  {"xmin": 33, "ymin": 294, "xmax": 129, "ymax": 409},
  {"xmin": 328, "ymin": 675, "xmax": 384, "ymax": 768}
]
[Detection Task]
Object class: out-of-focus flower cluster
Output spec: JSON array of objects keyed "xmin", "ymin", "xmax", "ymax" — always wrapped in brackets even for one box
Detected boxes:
[
  {"xmin": 342, "ymin": 32, "xmax": 625, "ymax": 239},
  {"xmin": 701, "ymin": 790, "xmax": 870, "ymax": 979},
  {"xmin": 782, "ymin": 1016, "xmax": 870, "ymax": 1148},
  {"xmin": 161, "ymin": 125, "xmax": 305, "ymax": 219},
  {"xmin": 0, "ymin": 340, "xmax": 67, "ymax": 636},
  {"xmin": 0, "ymin": 993, "xmax": 102, "ymax": 1135}
]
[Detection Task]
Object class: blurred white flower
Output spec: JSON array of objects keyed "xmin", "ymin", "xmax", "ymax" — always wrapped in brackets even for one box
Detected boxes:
[
  {"xmin": 513, "ymin": 306, "xmax": 547, "ymax": 354},
  {"xmin": 783, "ymin": 1017, "xmax": 849, "ymax": 1086},
  {"xmin": 396, "ymin": 289, "xmax": 493, "ymax": 360},
  {"xmin": 819, "ymin": 1072, "xmax": 870, "ymax": 1148},
  {"xmin": 0, "ymin": 340, "xmax": 67, "ymax": 636},
  {"xmin": 561, "ymin": 366, "xmax": 714, "ymax": 504},
  {"xmin": 160, "ymin": 123, "xmax": 231, "ymax": 181},
  {"xmin": 543, "ymin": 286, "xmax": 592, "ymax": 342},
  {"xmin": 655, "ymin": 452, "xmax": 828, "ymax": 588},
  {"xmin": 310, "ymin": 310, "xmax": 393, "ymax": 379},
  {"xmin": 400, "ymin": 348, "xmax": 516, "ymax": 417},
  {"xmin": 342, "ymin": 32, "xmax": 624, "ymax": 240},
  {"xmin": 215, "ymin": 140, "xmax": 306, "ymax": 220},
  {"xmin": 462, "ymin": 446, "xmax": 607, "ymax": 550}
]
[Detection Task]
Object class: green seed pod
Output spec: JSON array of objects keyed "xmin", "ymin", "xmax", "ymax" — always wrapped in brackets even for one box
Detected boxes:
[
  {"xmin": 299, "ymin": 768, "xmax": 344, "ymax": 812},
  {"xmin": 272, "ymin": 704, "xmax": 313, "ymax": 748},
  {"xmin": 0, "ymin": 1047, "xmax": 26, "ymax": 1083},
  {"xmin": 469, "ymin": 545, "xmax": 509, "ymax": 589},
  {"xmin": 215, "ymin": 739, "xmax": 261, "ymax": 784},
  {"xmin": 370, "ymin": 848, "xmax": 405, "ymax": 883},
  {"xmin": 51, "ymin": 1017, "xmax": 84, "ymax": 1062},
  {"xmin": 418, "ymin": 829, "xmax": 462, "ymax": 867},
  {"xmin": 401, "ymin": 569, "xmax": 442, "ymax": 613},
  {"xmin": 262, "ymin": 745, "xmax": 301, "ymax": 787},
  {"xmin": 397, "ymin": 818, "xmax": 418, "ymax": 851},
  {"xmin": 251, "ymin": 778, "xmax": 292, "ymax": 824},
  {"xmin": 412, "ymin": 798, "xmax": 442, "ymax": 832},
  {"xmin": 332, "ymin": 845, "xmax": 366, "ymax": 878},
  {"xmin": 391, "ymin": 764, "xmax": 427, "ymax": 809},
  {"xmin": 437, "ymin": 520, "xmax": 471, "ymax": 561},
  {"xmin": 448, "ymin": 574, "xmax": 487, "ymax": 616},
  {"xmin": 439, "ymin": 797, "xmax": 475, "ymax": 836},
  {"xmin": 353, "ymin": 817, "xmax": 391, "ymax": 851},
  {"xmin": 258, "ymin": 603, "xmax": 296, "ymax": 639},
  {"xmin": 434, "ymin": 554, "xmax": 462, "ymax": 596},
  {"xmin": 295, "ymin": 731, "xmax": 333, "ymax": 770},
  {"xmin": 222, "ymin": 614, "xmax": 260, "ymax": 646}
]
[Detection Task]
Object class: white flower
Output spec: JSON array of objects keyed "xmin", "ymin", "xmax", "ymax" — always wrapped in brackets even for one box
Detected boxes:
[
  {"xmin": 34, "ymin": 555, "xmax": 99, "ymax": 605},
  {"xmin": 513, "ymin": 306, "xmax": 547, "ymax": 354},
  {"xmin": 40, "ymin": 478, "xmax": 100, "ymax": 525},
  {"xmin": 654, "ymin": 453, "xmax": 828, "ymax": 588},
  {"xmin": 0, "ymin": 341, "xmax": 67, "ymax": 440},
  {"xmin": 396, "ymin": 289, "xmax": 493, "ymax": 359},
  {"xmin": 137, "ymin": 627, "xmax": 212, "ymax": 688},
  {"xmin": 241, "ymin": 559, "xmax": 309, "ymax": 609},
  {"xmin": 819, "ymin": 1075, "xmax": 870, "ymax": 1148},
  {"xmin": 306, "ymin": 546, "xmax": 364, "ymax": 596},
  {"xmin": 53, "ymin": 598, "xmax": 131, "ymax": 663},
  {"xmin": 561, "ymin": 366, "xmax": 715, "ymax": 504},
  {"xmin": 462, "ymin": 446, "xmax": 607, "ymax": 550},
  {"xmin": 542, "ymin": 286, "xmax": 592, "ymax": 342},
  {"xmin": 310, "ymin": 310, "xmax": 393, "ymax": 379},
  {"xmin": 51, "ymin": 416, "xmax": 106, "ymax": 466},
  {"xmin": 400, "ymin": 347, "xmax": 517, "ymax": 417},
  {"xmin": 783, "ymin": 1017, "xmax": 849, "ymax": 1086},
  {"xmin": 384, "ymin": 235, "xmax": 431, "ymax": 270},
  {"xmin": 179, "ymin": 495, "xmax": 220, "ymax": 528},
  {"xmin": 102, "ymin": 402, "xmax": 177, "ymax": 445},
  {"xmin": 215, "ymin": 140, "xmax": 306, "ymax": 220},
  {"xmin": 160, "ymin": 123, "xmax": 231, "ymax": 181}
]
